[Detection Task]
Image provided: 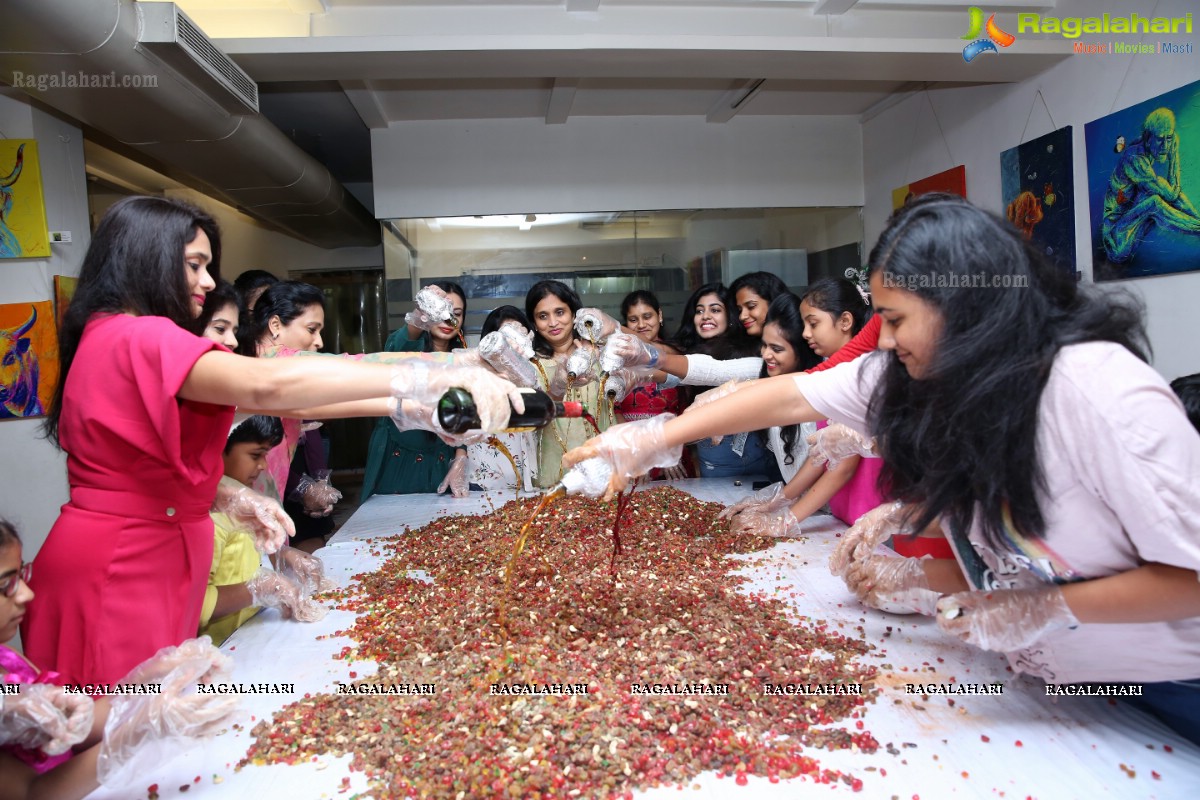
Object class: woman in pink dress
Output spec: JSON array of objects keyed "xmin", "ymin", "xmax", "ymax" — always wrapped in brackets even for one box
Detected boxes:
[{"xmin": 23, "ymin": 196, "xmax": 521, "ymax": 686}]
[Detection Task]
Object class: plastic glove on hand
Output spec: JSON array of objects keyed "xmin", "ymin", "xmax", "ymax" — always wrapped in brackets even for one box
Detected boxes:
[
  {"xmin": 561, "ymin": 415, "xmax": 682, "ymax": 501},
  {"xmin": 599, "ymin": 333, "xmax": 660, "ymax": 373},
  {"xmin": 564, "ymin": 346, "xmax": 598, "ymax": 386},
  {"xmin": 437, "ymin": 451, "xmax": 470, "ymax": 499},
  {"xmin": 828, "ymin": 501, "xmax": 909, "ymax": 577},
  {"xmin": 936, "ymin": 586, "xmax": 1079, "ymax": 652},
  {"xmin": 477, "ymin": 332, "xmax": 539, "ymax": 387},
  {"xmin": 806, "ymin": 423, "xmax": 877, "ymax": 469},
  {"xmin": 405, "ymin": 285, "xmax": 455, "ymax": 332},
  {"xmin": 574, "ymin": 308, "xmax": 620, "ymax": 341},
  {"xmin": 389, "ymin": 398, "xmax": 487, "ymax": 447},
  {"xmin": 214, "ymin": 481, "xmax": 294, "ymax": 555},
  {"xmin": 498, "ymin": 321, "xmax": 536, "ymax": 359},
  {"xmin": 293, "ymin": 471, "xmax": 342, "ymax": 518},
  {"xmin": 391, "ymin": 361, "xmax": 524, "ymax": 432},
  {"xmin": 278, "ymin": 545, "xmax": 336, "ymax": 594},
  {"xmin": 97, "ymin": 637, "xmax": 238, "ymax": 789},
  {"xmin": 0, "ymin": 684, "xmax": 95, "ymax": 756},
  {"xmin": 717, "ymin": 481, "xmax": 787, "ymax": 521},
  {"xmin": 730, "ymin": 504, "xmax": 803, "ymax": 539},
  {"xmin": 843, "ymin": 556, "xmax": 939, "ymax": 615},
  {"xmin": 246, "ymin": 568, "xmax": 307, "ymax": 618}
]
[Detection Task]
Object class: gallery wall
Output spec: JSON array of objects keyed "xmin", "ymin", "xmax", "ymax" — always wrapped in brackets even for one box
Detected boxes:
[{"xmin": 861, "ymin": 0, "xmax": 1200, "ymax": 381}]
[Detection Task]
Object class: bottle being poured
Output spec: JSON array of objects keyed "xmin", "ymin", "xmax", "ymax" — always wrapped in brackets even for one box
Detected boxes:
[{"xmin": 437, "ymin": 387, "xmax": 584, "ymax": 435}]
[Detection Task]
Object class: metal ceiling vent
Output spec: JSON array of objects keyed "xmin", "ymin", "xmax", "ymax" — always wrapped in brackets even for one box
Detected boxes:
[{"xmin": 136, "ymin": 2, "xmax": 258, "ymax": 115}]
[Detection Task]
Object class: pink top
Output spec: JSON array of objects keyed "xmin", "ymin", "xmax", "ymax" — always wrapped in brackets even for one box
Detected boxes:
[
  {"xmin": 1, "ymin": 645, "xmax": 73, "ymax": 773},
  {"xmin": 797, "ymin": 345, "xmax": 1200, "ymax": 683},
  {"xmin": 23, "ymin": 314, "xmax": 233, "ymax": 686},
  {"xmin": 814, "ymin": 419, "xmax": 888, "ymax": 527}
]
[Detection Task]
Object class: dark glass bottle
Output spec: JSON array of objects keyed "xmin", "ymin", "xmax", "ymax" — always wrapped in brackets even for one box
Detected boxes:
[{"xmin": 437, "ymin": 387, "xmax": 585, "ymax": 434}]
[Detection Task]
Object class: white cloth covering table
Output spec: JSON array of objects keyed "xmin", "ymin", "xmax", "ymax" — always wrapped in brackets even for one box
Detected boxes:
[{"xmin": 86, "ymin": 479, "xmax": 1200, "ymax": 799}]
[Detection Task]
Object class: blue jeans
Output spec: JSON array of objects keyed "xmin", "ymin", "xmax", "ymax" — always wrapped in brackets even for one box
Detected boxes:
[
  {"xmin": 1121, "ymin": 680, "xmax": 1200, "ymax": 746},
  {"xmin": 694, "ymin": 434, "xmax": 775, "ymax": 480}
]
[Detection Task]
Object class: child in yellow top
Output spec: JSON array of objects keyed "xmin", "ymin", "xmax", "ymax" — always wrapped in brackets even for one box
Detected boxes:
[{"xmin": 200, "ymin": 416, "xmax": 325, "ymax": 645}]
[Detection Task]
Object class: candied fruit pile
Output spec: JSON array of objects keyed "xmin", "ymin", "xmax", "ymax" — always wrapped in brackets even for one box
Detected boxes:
[{"xmin": 244, "ymin": 487, "xmax": 878, "ymax": 797}]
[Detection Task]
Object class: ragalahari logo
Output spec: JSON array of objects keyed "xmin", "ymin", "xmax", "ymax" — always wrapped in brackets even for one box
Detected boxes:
[{"xmin": 961, "ymin": 7, "xmax": 1016, "ymax": 62}]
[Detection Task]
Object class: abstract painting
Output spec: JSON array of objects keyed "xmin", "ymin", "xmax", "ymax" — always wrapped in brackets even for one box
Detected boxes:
[
  {"xmin": 1086, "ymin": 79, "xmax": 1200, "ymax": 281},
  {"xmin": 0, "ymin": 140, "xmax": 51, "ymax": 259},
  {"xmin": 891, "ymin": 165, "xmax": 967, "ymax": 210},
  {"xmin": 1001, "ymin": 126, "xmax": 1077, "ymax": 276},
  {"xmin": 0, "ymin": 301, "xmax": 59, "ymax": 419}
]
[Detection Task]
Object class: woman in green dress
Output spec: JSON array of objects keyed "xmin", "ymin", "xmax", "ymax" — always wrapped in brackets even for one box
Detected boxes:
[
  {"xmin": 361, "ymin": 281, "xmax": 469, "ymax": 498},
  {"xmin": 524, "ymin": 280, "xmax": 611, "ymax": 488}
]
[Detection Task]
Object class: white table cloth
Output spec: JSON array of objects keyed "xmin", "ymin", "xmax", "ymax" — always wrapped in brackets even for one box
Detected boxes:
[{"xmin": 88, "ymin": 479, "xmax": 1200, "ymax": 799}]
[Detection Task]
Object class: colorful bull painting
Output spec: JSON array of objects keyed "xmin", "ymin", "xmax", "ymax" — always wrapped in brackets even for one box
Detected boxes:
[
  {"xmin": 0, "ymin": 140, "xmax": 52, "ymax": 259},
  {"xmin": 0, "ymin": 301, "xmax": 59, "ymax": 419}
]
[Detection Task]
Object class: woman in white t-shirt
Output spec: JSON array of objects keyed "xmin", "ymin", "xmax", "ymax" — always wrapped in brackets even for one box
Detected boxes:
[{"xmin": 564, "ymin": 194, "xmax": 1200, "ymax": 745}]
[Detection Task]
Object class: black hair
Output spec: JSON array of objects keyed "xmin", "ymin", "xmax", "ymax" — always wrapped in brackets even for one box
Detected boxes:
[
  {"xmin": 866, "ymin": 193, "xmax": 1148, "ymax": 552},
  {"xmin": 727, "ymin": 271, "xmax": 789, "ymax": 353},
  {"xmin": 44, "ymin": 196, "xmax": 221, "ymax": 447},
  {"xmin": 756, "ymin": 292, "xmax": 819, "ymax": 463},
  {"xmin": 196, "ymin": 280, "xmax": 242, "ymax": 339},
  {"xmin": 225, "ymin": 415, "xmax": 285, "ymax": 453},
  {"xmin": 242, "ymin": 281, "xmax": 326, "ymax": 355},
  {"xmin": 481, "ymin": 305, "xmax": 531, "ymax": 338},
  {"xmin": 1170, "ymin": 373, "xmax": 1200, "ymax": 433},
  {"xmin": 674, "ymin": 283, "xmax": 756, "ymax": 359},
  {"xmin": 0, "ymin": 518, "xmax": 18, "ymax": 548},
  {"xmin": 800, "ymin": 278, "xmax": 871, "ymax": 338},
  {"xmin": 525, "ymin": 280, "xmax": 582, "ymax": 358},
  {"xmin": 232, "ymin": 270, "xmax": 278, "ymax": 296},
  {"xmin": 620, "ymin": 289, "xmax": 681, "ymax": 350}
]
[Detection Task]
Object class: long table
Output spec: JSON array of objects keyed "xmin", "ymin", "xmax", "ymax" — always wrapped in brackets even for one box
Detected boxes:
[{"xmin": 88, "ymin": 479, "xmax": 1199, "ymax": 799}]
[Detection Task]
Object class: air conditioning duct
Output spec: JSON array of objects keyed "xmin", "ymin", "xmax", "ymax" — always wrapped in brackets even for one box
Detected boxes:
[{"xmin": 0, "ymin": 0, "xmax": 379, "ymax": 249}]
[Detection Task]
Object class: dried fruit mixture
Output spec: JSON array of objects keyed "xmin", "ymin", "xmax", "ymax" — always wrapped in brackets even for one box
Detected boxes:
[{"xmin": 243, "ymin": 487, "xmax": 879, "ymax": 797}]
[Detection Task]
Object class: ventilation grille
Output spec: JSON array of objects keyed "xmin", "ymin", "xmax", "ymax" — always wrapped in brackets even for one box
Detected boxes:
[{"xmin": 138, "ymin": 3, "xmax": 258, "ymax": 114}]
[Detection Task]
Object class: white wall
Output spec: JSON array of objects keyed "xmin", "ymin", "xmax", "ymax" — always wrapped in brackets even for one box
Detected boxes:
[
  {"xmin": 373, "ymin": 115, "xmax": 864, "ymax": 219},
  {"xmin": 861, "ymin": 0, "xmax": 1200, "ymax": 381},
  {"xmin": 0, "ymin": 90, "xmax": 89, "ymax": 559}
]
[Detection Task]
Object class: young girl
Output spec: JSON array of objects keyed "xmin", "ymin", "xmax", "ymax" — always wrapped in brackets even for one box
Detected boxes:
[
  {"xmin": 26, "ymin": 196, "xmax": 520, "ymax": 686},
  {"xmin": 614, "ymin": 291, "xmax": 692, "ymax": 480},
  {"xmin": 566, "ymin": 194, "xmax": 1200, "ymax": 744},
  {"xmin": 754, "ymin": 293, "xmax": 821, "ymax": 479},
  {"xmin": 1, "ymin": 519, "xmax": 235, "ymax": 798},
  {"xmin": 725, "ymin": 281, "xmax": 879, "ymax": 536},
  {"xmin": 465, "ymin": 306, "xmax": 539, "ymax": 493},
  {"xmin": 201, "ymin": 416, "xmax": 324, "ymax": 646},
  {"xmin": 196, "ymin": 280, "xmax": 240, "ymax": 350},
  {"xmin": 526, "ymin": 280, "xmax": 610, "ymax": 488},
  {"xmin": 361, "ymin": 280, "xmax": 472, "ymax": 499}
]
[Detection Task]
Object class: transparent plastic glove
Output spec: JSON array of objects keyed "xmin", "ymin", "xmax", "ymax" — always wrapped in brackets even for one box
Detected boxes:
[
  {"xmin": 806, "ymin": 423, "xmax": 877, "ymax": 469},
  {"xmin": 844, "ymin": 556, "xmax": 939, "ymax": 615},
  {"xmin": 117, "ymin": 636, "xmax": 231, "ymax": 689},
  {"xmin": 565, "ymin": 346, "xmax": 598, "ymax": 385},
  {"xmin": 829, "ymin": 501, "xmax": 909, "ymax": 577},
  {"xmin": 245, "ymin": 568, "xmax": 325, "ymax": 622},
  {"xmin": 717, "ymin": 481, "xmax": 788, "ymax": 521},
  {"xmin": 555, "ymin": 457, "xmax": 614, "ymax": 499},
  {"xmin": 437, "ymin": 451, "xmax": 470, "ymax": 499},
  {"xmin": 602, "ymin": 367, "xmax": 653, "ymax": 404},
  {"xmin": 213, "ymin": 481, "xmax": 294, "ymax": 555},
  {"xmin": 277, "ymin": 544, "xmax": 336, "ymax": 594},
  {"xmin": 936, "ymin": 586, "xmax": 1080, "ymax": 652},
  {"xmin": 478, "ymin": 331, "xmax": 539, "ymax": 387},
  {"xmin": 575, "ymin": 308, "xmax": 620, "ymax": 341},
  {"xmin": 734, "ymin": 506, "xmax": 802, "ymax": 537},
  {"xmin": 448, "ymin": 347, "xmax": 486, "ymax": 369},
  {"xmin": 97, "ymin": 637, "xmax": 238, "ymax": 789},
  {"xmin": 390, "ymin": 360, "xmax": 524, "ymax": 432},
  {"xmin": 292, "ymin": 470, "xmax": 341, "ymax": 518},
  {"xmin": 600, "ymin": 332, "xmax": 660, "ymax": 373},
  {"xmin": 0, "ymin": 684, "xmax": 94, "ymax": 756},
  {"xmin": 388, "ymin": 398, "xmax": 487, "ymax": 447},
  {"xmin": 498, "ymin": 320, "xmax": 536, "ymax": 360},
  {"xmin": 683, "ymin": 379, "xmax": 749, "ymax": 445},
  {"xmin": 561, "ymin": 415, "xmax": 683, "ymax": 501},
  {"xmin": 405, "ymin": 285, "xmax": 455, "ymax": 332}
]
